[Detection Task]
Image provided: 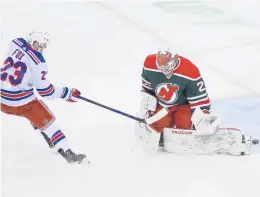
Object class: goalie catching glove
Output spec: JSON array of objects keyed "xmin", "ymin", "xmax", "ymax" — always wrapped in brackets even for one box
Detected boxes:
[
  {"xmin": 134, "ymin": 90, "xmax": 164, "ymax": 153},
  {"xmin": 139, "ymin": 90, "xmax": 157, "ymax": 118}
]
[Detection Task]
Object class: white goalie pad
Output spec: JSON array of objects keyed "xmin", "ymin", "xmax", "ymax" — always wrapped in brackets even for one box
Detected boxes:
[
  {"xmin": 135, "ymin": 121, "xmax": 161, "ymax": 153},
  {"xmin": 163, "ymin": 128, "xmax": 199, "ymax": 154},
  {"xmin": 163, "ymin": 128, "xmax": 251, "ymax": 155}
]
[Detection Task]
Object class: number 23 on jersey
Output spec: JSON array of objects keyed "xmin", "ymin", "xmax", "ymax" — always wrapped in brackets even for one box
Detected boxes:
[{"xmin": 1, "ymin": 56, "xmax": 27, "ymax": 86}]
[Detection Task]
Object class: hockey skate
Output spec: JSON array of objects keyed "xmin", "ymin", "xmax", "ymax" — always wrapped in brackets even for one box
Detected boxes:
[
  {"xmin": 241, "ymin": 135, "xmax": 259, "ymax": 155},
  {"xmin": 41, "ymin": 132, "xmax": 55, "ymax": 149},
  {"xmin": 58, "ymin": 148, "xmax": 87, "ymax": 164}
]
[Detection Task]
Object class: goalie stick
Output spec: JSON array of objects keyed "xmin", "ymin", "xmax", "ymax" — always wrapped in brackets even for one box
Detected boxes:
[{"xmin": 78, "ymin": 95, "xmax": 168, "ymax": 124}]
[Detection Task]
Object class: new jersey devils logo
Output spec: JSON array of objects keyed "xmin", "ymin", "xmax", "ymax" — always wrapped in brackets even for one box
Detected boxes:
[{"xmin": 155, "ymin": 83, "xmax": 179, "ymax": 104}]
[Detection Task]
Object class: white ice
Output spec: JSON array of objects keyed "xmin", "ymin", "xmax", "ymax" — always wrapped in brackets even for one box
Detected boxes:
[{"xmin": 1, "ymin": 1, "xmax": 260, "ymax": 197}]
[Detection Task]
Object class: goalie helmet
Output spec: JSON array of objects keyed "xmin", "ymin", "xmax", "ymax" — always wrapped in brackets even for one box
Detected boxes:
[
  {"xmin": 156, "ymin": 50, "xmax": 179, "ymax": 79},
  {"xmin": 26, "ymin": 31, "xmax": 50, "ymax": 51}
]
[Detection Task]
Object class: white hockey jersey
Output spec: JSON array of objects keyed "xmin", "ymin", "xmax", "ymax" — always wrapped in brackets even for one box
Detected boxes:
[{"xmin": 0, "ymin": 38, "xmax": 67, "ymax": 106}]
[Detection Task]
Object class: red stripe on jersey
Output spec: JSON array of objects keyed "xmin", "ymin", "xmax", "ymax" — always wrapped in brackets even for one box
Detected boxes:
[
  {"xmin": 39, "ymin": 85, "xmax": 54, "ymax": 95},
  {"xmin": 51, "ymin": 133, "xmax": 63, "ymax": 142},
  {"xmin": 14, "ymin": 39, "xmax": 23, "ymax": 46},
  {"xmin": 142, "ymin": 80, "xmax": 151, "ymax": 87},
  {"xmin": 1, "ymin": 91, "xmax": 32, "ymax": 98},
  {"xmin": 28, "ymin": 50, "xmax": 41, "ymax": 64},
  {"xmin": 190, "ymin": 98, "xmax": 210, "ymax": 108}
]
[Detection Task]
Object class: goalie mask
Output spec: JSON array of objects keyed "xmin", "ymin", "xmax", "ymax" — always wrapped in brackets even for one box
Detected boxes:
[
  {"xmin": 156, "ymin": 50, "xmax": 179, "ymax": 79},
  {"xmin": 26, "ymin": 31, "xmax": 50, "ymax": 52}
]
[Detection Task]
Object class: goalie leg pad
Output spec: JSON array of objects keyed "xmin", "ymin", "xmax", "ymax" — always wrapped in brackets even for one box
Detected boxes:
[
  {"xmin": 135, "ymin": 121, "xmax": 161, "ymax": 153},
  {"xmin": 163, "ymin": 128, "xmax": 251, "ymax": 155},
  {"xmin": 216, "ymin": 128, "xmax": 251, "ymax": 156},
  {"xmin": 163, "ymin": 128, "xmax": 200, "ymax": 154}
]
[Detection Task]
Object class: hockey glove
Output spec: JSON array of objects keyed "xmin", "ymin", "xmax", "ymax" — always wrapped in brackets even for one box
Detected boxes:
[
  {"xmin": 61, "ymin": 87, "xmax": 81, "ymax": 102},
  {"xmin": 191, "ymin": 108, "xmax": 219, "ymax": 135}
]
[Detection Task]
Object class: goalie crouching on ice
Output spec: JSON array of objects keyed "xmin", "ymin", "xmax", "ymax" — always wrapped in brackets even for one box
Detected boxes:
[{"xmin": 135, "ymin": 50, "xmax": 255, "ymax": 155}]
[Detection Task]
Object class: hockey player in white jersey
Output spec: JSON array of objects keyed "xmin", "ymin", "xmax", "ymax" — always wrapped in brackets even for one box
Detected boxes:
[{"xmin": 0, "ymin": 31, "xmax": 86, "ymax": 164}]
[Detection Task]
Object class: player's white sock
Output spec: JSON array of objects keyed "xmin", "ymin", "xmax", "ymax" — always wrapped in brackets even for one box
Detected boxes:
[{"xmin": 42, "ymin": 122, "xmax": 69, "ymax": 151}]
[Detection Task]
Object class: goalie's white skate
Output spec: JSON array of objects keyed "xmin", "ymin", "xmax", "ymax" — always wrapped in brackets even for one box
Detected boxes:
[
  {"xmin": 221, "ymin": 128, "xmax": 250, "ymax": 155},
  {"xmin": 239, "ymin": 135, "xmax": 259, "ymax": 155}
]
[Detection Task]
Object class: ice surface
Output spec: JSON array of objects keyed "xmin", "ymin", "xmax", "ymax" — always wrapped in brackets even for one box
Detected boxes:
[{"xmin": 1, "ymin": 1, "xmax": 260, "ymax": 197}]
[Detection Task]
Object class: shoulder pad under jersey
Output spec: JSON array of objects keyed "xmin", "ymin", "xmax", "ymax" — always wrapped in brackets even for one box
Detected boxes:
[
  {"xmin": 12, "ymin": 38, "xmax": 46, "ymax": 65},
  {"xmin": 174, "ymin": 56, "xmax": 201, "ymax": 80},
  {"xmin": 143, "ymin": 54, "xmax": 159, "ymax": 71}
]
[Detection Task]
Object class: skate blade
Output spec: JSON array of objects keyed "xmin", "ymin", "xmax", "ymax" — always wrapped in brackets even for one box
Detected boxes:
[
  {"xmin": 77, "ymin": 155, "xmax": 90, "ymax": 165},
  {"xmin": 246, "ymin": 137, "xmax": 259, "ymax": 146}
]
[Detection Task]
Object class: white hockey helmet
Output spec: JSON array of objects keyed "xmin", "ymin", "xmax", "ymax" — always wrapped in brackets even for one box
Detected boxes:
[
  {"xmin": 26, "ymin": 31, "xmax": 50, "ymax": 49},
  {"xmin": 156, "ymin": 50, "xmax": 178, "ymax": 79}
]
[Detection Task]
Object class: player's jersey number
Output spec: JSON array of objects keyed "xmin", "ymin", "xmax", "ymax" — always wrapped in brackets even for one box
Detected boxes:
[
  {"xmin": 197, "ymin": 81, "xmax": 206, "ymax": 92},
  {"xmin": 1, "ymin": 57, "xmax": 27, "ymax": 86}
]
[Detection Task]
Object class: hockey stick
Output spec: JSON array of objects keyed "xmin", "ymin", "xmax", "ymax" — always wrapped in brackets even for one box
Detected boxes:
[{"xmin": 78, "ymin": 95, "xmax": 168, "ymax": 124}]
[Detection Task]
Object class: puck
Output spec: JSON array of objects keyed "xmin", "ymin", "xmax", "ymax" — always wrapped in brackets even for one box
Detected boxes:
[{"xmin": 252, "ymin": 139, "xmax": 259, "ymax": 145}]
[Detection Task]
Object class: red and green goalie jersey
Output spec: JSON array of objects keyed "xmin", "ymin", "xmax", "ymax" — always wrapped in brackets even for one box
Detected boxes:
[{"xmin": 141, "ymin": 54, "xmax": 211, "ymax": 113}]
